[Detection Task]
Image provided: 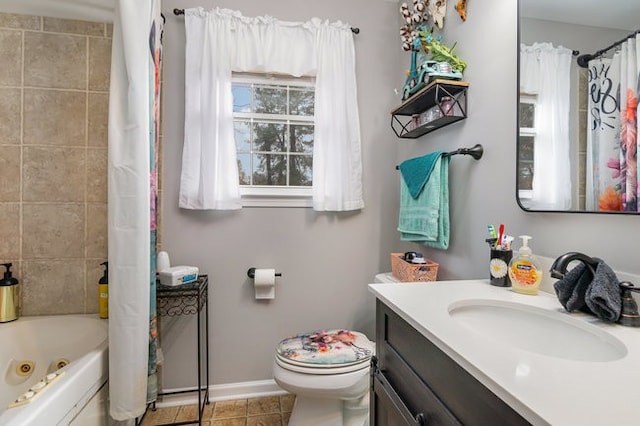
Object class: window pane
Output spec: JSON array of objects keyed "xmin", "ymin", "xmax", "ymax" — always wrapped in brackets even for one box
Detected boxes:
[
  {"xmin": 291, "ymin": 155, "xmax": 313, "ymax": 186},
  {"xmin": 253, "ymin": 122, "xmax": 286, "ymax": 153},
  {"xmin": 254, "ymin": 86, "xmax": 287, "ymax": 114},
  {"xmin": 519, "ymin": 102, "xmax": 535, "ymax": 127},
  {"xmin": 233, "ymin": 84, "xmax": 252, "ymax": 112},
  {"xmin": 518, "ymin": 135, "xmax": 534, "ymax": 191},
  {"xmin": 234, "ymin": 120, "xmax": 251, "ymax": 152},
  {"xmin": 237, "ymin": 153, "xmax": 251, "ymax": 185},
  {"xmin": 290, "ymin": 124, "xmax": 314, "ymax": 153},
  {"xmin": 518, "ymin": 136, "xmax": 534, "ymax": 163},
  {"xmin": 289, "ymin": 88, "xmax": 314, "ymax": 116},
  {"xmin": 252, "ymin": 153, "xmax": 286, "ymax": 185}
]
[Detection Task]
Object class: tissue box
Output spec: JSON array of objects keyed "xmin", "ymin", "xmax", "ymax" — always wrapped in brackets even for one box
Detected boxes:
[
  {"xmin": 158, "ymin": 266, "xmax": 199, "ymax": 286},
  {"xmin": 390, "ymin": 253, "xmax": 439, "ymax": 282}
]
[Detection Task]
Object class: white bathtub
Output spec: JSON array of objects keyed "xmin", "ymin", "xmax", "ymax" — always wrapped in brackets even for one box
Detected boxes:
[{"xmin": 0, "ymin": 314, "xmax": 108, "ymax": 425}]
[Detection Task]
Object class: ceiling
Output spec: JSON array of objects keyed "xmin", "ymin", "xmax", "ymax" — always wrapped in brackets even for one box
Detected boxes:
[{"xmin": 520, "ymin": 0, "xmax": 640, "ymax": 31}]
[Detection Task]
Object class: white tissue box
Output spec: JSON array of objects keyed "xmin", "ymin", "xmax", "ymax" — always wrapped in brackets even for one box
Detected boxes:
[{"xmin": 158, "ymin": 266, "xmax": 199, "ymax": 286}]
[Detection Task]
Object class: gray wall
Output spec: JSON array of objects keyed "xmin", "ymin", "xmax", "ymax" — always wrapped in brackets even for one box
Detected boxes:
[{"xmin": 159, "ymin": 0, "xmax": 640, "ymax": 389}]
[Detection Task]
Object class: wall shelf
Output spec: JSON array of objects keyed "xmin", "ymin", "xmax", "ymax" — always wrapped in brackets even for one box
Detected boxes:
[{"xmin": 391, "ymin": 79, "xmax": 469, "ymax": 139}]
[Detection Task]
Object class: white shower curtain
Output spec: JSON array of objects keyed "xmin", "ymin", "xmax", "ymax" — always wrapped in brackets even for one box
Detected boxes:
[
  {"xmin": 109, "ymin": 0, "xmax": 160, "ymax": 420},
  {"xmin": 179, "ymin": 8, "xmax": 364, "ymax": 211},
  {"xmin": 0, "ymin": 0, "xmax": 160, "ymax": 421},
  {"xmin": 586, "ymin": 34, "xmax": 640, "ymax": 211},
  {"xmin": 520, "ymin": 43, "xmax": 573, "ymax": 210}
]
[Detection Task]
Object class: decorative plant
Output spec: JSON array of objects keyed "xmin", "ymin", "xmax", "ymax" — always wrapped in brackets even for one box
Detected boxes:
[{"xmin": 419, "ymin": 30, "xmax": 467, "ymax": 72}]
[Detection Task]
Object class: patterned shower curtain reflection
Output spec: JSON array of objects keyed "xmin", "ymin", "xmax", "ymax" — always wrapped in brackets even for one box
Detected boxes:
[
  {"xmin": 586, "ymin": 34, "xmax": 640, "ymax": 211},
  {"xmin": 147, "ymin": 0, "xmax": 162, "ymax": 405}
]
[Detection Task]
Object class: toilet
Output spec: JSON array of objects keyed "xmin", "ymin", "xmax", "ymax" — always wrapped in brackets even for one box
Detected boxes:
[{"xmin": 273, "ymin": 329, "xmax": 375, "ymax": 426}]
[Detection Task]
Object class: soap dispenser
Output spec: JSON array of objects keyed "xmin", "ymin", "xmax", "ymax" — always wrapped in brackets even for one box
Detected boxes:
[
  {"xmin": 0, "ymin": 263, "xmax": 19, "ymax": 322},
  {"xmin": 98, "ymin": 261, "xmax": 108, "ymax": 319},
  {"xmin": 508, "ymin": 236, "xmax": 542, "ymax": 295}
]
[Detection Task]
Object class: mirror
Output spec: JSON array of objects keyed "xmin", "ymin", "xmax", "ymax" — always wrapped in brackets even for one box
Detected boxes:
[{"xmin": 518, "ymin": 0, "xmax": 640, "ymax": 213}]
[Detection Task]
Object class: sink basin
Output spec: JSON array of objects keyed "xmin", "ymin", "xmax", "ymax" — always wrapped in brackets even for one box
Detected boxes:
[{"xmin": 449, "ymin": 299, "xmax": 627, "ymax": 362}]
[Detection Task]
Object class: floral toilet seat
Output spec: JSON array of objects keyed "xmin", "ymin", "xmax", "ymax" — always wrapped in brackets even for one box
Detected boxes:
[{"xmin": 276, "ymin": 329, "xmax": 374, "ymax": 367}]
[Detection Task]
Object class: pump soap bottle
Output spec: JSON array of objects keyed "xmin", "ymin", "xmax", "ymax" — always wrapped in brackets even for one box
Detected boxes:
[
  {"xmin": 508, "ymin": 235, "xmax": 542, "ymax": 295},
  {"xmin": 0, "ymin": 263, "xmax": 19, "ymax": 322},
  {"xmin": 99, "ymin": 261, "xmax": 108, "ymax": 319}
]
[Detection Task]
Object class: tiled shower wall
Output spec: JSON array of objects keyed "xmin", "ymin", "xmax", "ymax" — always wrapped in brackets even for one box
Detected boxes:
[{"xmin": 0, "ymin": 13, "xmax": 111, "ymax": 315}]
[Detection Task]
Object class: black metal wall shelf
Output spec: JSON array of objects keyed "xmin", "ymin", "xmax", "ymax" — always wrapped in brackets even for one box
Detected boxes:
[{"xmin": 391, "ymin": 79, "xmax": 469, "ymax": 139}]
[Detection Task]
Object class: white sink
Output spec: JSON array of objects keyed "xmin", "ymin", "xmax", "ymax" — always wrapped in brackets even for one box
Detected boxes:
[{"xmin": 449, "ymin": 299, "xmax": 627, "ymax": 362}]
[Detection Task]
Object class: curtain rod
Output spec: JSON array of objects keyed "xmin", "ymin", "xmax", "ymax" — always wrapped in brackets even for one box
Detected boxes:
[
  {"xmin": 577, "ymin": 29, "xmax": 640, "ymax": 68},
  {"xmin": 172, "ymin": 8, "xmax": 360, "ymax": 34},
  {"xmin": 394, "ymin": 144, "xmax": 483, "ymax": 169}
]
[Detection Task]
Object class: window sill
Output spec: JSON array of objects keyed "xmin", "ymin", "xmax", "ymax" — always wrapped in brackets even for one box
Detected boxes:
[{"xmin": 240, "ymin": 187, "xmax": 312, "ymax": 208}]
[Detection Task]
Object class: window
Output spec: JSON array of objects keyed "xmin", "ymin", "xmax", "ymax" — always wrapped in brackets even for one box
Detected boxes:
[
  {"xmin": 232, "ymin": 73, "xmax": 315, "ymax": 207},
  {"xmin": 518, "ymin": 93, "xmax": 537, "ymax": 200}
]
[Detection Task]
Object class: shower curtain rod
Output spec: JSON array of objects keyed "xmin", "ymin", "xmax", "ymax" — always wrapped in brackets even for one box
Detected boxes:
[
  {"xmin": 577, "ymin": 29, "xmax": 640, "ymax": 68},
  {"xmin": 394, "ymin": 144, "xmax": 483, "ymax": 169},
  {"xmin": 172, "ymin": 8, "xmax": 360, "ymax": 34}
]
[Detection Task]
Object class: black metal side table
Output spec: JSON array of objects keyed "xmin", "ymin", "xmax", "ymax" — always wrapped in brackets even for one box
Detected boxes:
[{"xmin": 154, "ymin": 275, "xmax": 210, "ymax": 425}]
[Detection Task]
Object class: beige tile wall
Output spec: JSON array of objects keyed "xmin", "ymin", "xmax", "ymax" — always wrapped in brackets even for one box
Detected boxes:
[{"xmin": 0, "ymin": 13, "xmax": 111, "ymax": 315}]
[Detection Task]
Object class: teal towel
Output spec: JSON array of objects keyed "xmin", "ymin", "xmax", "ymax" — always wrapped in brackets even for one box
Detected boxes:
[
  {"xmin": 399, "ymin": 151, "xmax": 444, "ymax": 199},
  {"xmin": 397, "ymin": 154, "xmax": 450, "ymax": 250}
]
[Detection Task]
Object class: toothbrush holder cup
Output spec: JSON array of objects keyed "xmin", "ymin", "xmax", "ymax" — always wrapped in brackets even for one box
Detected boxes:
[{"xmin": 490, "ymin": 248, "xmax": 512, "ymax": 287}]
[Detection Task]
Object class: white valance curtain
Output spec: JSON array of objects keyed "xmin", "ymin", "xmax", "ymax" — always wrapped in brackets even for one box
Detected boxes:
[
  {"xmin": 179, "ymin": 7, "xmax": 364, "ymax": 211},
  {"xmin": 520, "ymin": 42, "xmax": 573, "ymax": 210}
]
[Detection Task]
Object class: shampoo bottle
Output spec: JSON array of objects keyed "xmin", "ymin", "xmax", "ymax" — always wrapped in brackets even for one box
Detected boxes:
[
  {"xmin": 508, "ymin": 235, "xmax": 542, "ymax": 295},
  {"xmin": 99, "ymin": 261, "xmax": 108, "ymax": 319}
]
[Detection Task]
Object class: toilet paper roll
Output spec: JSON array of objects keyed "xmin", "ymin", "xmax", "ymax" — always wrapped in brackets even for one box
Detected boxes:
[
  {"xmin": 254, "ymin": 268, "xmax": 276, "ymax": 300},
  {"xmin": 157, "ymin": 251, "xmax": 170, "ymax": 273}
]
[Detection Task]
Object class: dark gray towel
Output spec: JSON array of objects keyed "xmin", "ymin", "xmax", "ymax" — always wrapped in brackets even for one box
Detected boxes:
[
  {"xmin": 553, "ymin": 263, "xmax": 594, "ymax": 313},
  {"xmin": 585, "ymin": 261, "xmax": 622, "ymax": 322}
]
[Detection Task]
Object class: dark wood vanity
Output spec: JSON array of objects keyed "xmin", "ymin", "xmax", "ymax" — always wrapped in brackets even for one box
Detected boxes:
[{"xmin": 371, "ymin": 300, "xmax": 531, "ymax": 426}]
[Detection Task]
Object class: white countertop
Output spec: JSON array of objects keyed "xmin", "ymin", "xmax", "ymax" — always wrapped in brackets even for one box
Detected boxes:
[{"xmin": 369, "ymin": 280, "xmax": 640, "ymax": 426}]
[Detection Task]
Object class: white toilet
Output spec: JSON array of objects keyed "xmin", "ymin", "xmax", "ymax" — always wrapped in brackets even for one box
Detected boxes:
[{"xmin": 273, "ymin": 329, "xmax": 375, "ymax": 426}]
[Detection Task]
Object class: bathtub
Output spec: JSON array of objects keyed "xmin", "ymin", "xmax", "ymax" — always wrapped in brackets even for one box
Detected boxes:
[{"xmin": 0, "ymin": 314, "xmax": 108, "ymax": 425}]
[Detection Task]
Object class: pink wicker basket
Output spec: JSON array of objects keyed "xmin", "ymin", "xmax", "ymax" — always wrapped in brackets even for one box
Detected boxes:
[{"xmin": 390, "ymin": 253, "xmax": 439, "ymax": 282}]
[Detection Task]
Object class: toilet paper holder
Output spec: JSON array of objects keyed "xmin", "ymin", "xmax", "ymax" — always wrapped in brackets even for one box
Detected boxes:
[{"xmin": 247, "ymin": 267, "xmax": 282, "ymax": 279}]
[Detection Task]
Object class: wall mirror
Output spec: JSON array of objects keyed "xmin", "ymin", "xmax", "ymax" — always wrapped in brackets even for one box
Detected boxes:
[{"xmin": 518, "ymin": 0, "xmax": 640, "ymax": 213}]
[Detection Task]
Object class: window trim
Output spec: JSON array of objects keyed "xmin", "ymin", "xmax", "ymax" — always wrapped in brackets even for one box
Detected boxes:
[{"xmin": 518, "ymin": 93, "xmax": 537, "ymax": 200}]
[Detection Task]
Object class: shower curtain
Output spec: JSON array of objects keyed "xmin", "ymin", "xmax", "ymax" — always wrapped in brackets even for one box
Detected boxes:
[
  {"xmin": 586, "ymin": 34, "xmax": 640, "ymax": 211},
  {"xmin": 108, "ymin": 0, "xmax": 161, "ymax": 420},
  {"xmin": 0, "ymin": 0, "xmax": 161, "ymax": 421}
]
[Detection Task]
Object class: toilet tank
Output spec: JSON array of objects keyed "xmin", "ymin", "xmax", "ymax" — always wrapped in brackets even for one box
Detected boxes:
[{"xmin": 374, "ymin": 273, "xmax": 399, "ymax": 283}]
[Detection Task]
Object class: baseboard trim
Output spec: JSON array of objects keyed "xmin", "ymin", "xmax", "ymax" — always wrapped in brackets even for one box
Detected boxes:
[{"xmin": 155, "ymin": 379, "xmax": 287, "ymax": 408}]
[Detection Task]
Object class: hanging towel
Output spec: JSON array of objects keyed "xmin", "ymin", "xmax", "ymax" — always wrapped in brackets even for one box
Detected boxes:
[
  {"xmin": 585, "ymin": 261, "xmax": 622, "ymax": 322},
  {"xmin": 553, "ymin": 263, "xmax": 594, "ymax": 313},
  {"xmin": 397, "ymin": 152, "xmax": 450, "ymax": 250},
  {"xmin": 553, "ymin": 260, "xmax": 622, "ymax": 322},
  {"xmin": 398, "ymin": 151, "xmax": 443, "ymax": 198}
]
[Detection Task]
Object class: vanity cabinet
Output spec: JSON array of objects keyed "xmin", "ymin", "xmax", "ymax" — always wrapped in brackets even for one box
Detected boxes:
[
  {"xmin": 371, "ymin": 300, "xmax": 530, "ymax": 426},
  {"xmin": 390, "ymin": 79, "xmax": 468, "ymax": 139}
]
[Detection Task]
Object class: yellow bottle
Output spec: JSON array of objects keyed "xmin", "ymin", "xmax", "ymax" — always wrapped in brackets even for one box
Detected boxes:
[
  {"xmin": 508, "ymin": 236, "xmax": 542, "ymax": 295},
  {"xmin": 99, "ymin": 261, "xmax": 108, "ymax": 319}
]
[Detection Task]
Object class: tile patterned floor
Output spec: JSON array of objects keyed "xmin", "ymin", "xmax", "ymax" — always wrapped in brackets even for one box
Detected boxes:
[{"xmin": 140, "ymin": 395, "xmax": 295, "ymax": 426}]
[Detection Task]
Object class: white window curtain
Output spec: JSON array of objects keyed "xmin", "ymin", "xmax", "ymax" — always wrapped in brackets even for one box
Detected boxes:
[
  {"xmin": 520, "ymin": 42, "xmax": 573, "ymax": 210},
  {"xmin": 179, "ymin": 7, "xmax": 364, "ymax": 211}
]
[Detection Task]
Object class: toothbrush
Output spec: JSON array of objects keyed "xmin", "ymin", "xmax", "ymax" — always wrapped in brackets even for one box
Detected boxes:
[
  {"xmin": 497, "ymin": 224, "xmax": 504, "ymax": 249},
  {"xmin": 487, "ymin": 225, "xmax": 497, "ymax": 240}
]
